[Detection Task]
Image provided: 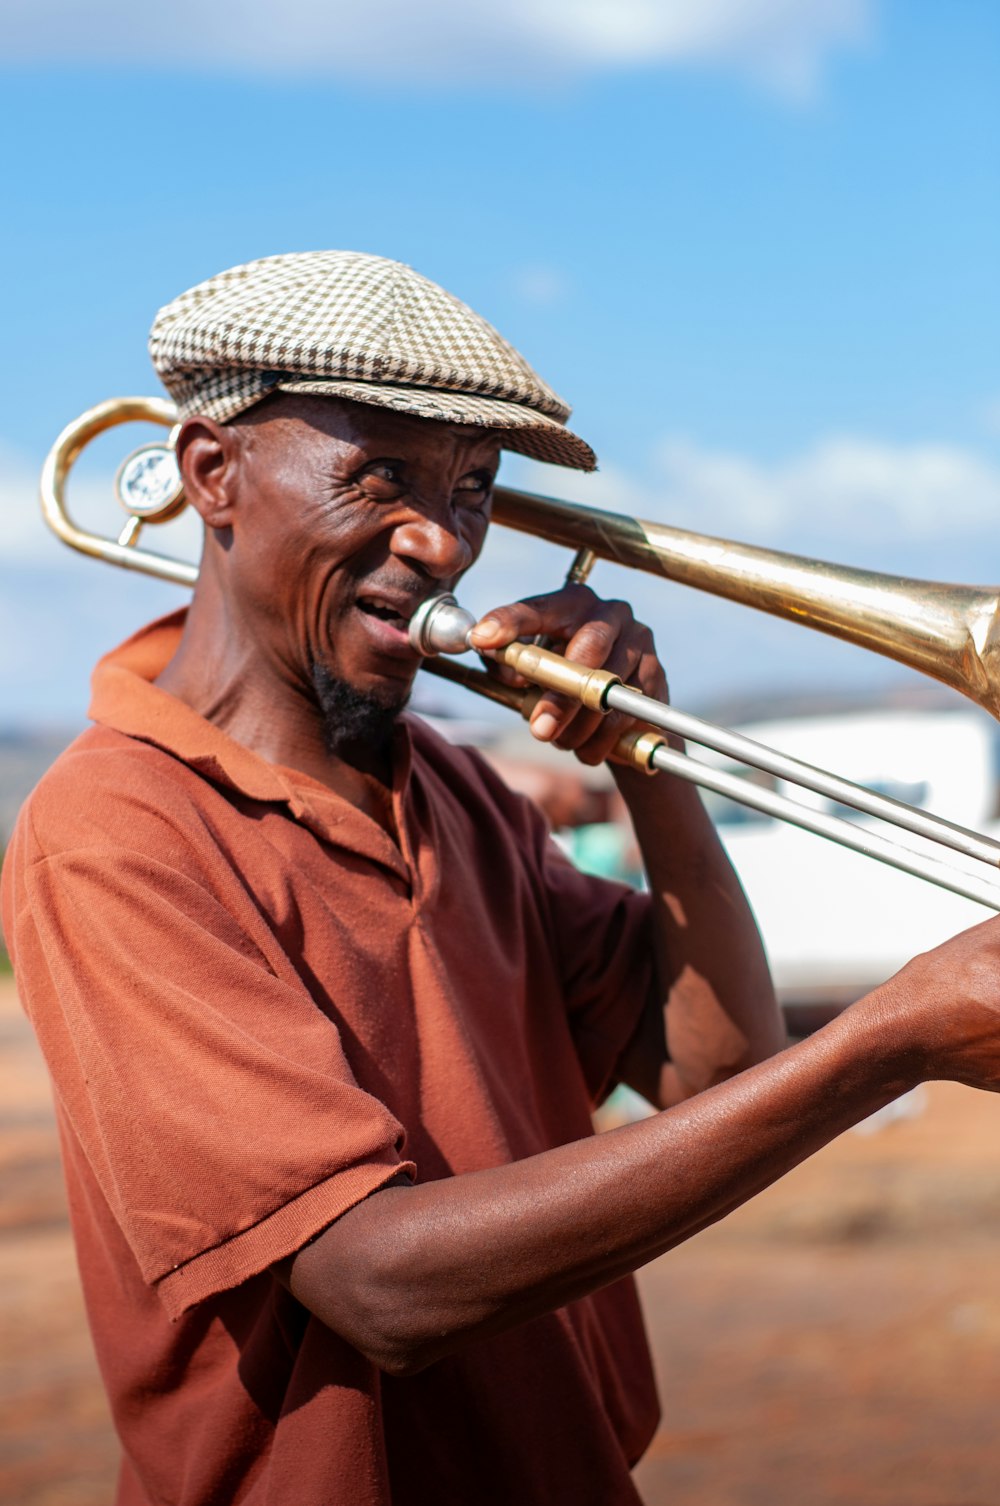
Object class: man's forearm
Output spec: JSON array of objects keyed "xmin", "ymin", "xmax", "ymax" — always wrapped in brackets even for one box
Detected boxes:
[
  {"xmin": 614, "ymin": 763, "xmax": 786, "ymax": 1106},
  {"xmin": 281, "ymin": 993, "xmax": 914, "ymax": 1375}
]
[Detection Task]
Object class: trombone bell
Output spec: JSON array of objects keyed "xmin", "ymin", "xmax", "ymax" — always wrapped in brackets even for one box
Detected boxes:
[{"xmin": 491, "ymin": 487, "xmax": 1000, "ymax": 722}]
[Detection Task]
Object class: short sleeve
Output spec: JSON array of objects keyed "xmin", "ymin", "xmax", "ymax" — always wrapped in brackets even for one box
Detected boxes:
[{"xmin": 8, "ymin": 826, "xmax": 413, "ymax": 1319}]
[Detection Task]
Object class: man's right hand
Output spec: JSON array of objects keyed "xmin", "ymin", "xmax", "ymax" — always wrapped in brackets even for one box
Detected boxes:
[{"xmin": 864, "ymin": 915, "xmax": 1000, "ymax": 1093}]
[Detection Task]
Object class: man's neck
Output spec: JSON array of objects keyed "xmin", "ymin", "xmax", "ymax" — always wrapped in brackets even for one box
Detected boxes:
[{"xmin": 155, "ymin": 594, "xmax": 394, "ymax": 809}]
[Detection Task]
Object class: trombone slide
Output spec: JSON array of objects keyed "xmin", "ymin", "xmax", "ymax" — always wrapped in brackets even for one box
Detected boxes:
[{"xmin": 415, "ymin": 597, "xmax": 1000, "ymax": 913}]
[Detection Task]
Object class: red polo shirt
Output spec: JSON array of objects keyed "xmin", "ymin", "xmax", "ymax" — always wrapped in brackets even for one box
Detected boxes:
[{"xmin": 2, "ymin": 611, "xmax": 659, "ymax": 1505}]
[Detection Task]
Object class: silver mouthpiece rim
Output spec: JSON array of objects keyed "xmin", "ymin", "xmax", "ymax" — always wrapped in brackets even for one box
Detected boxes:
[{"xmin": 408, "ymin": 594, "xmax": 477, "ymax": 656}]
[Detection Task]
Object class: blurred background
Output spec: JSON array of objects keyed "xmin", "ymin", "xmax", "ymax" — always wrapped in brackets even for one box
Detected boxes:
[{"xmin": 2, "ymin": 2, "xmax": 1000, "ymax": 1502}]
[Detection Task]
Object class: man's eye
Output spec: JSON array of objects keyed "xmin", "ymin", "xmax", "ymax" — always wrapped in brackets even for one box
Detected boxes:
[
  {"xmin": 454, "ymin": 472, "xmax": 493, "ymax": 507},
  {"xmin": 359, "ymin": 463, "xmax": 404, "ymax": 497}
]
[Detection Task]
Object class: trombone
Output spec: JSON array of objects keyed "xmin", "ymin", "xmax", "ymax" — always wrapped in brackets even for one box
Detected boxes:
[{"xmin": 38, "ymin": 396, "xmax": 1000, "ymax": 911}]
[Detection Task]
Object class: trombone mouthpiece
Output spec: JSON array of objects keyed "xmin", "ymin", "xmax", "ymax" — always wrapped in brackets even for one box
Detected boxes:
[{"xmin": 408, "ymin": 594, "xmax": 477, "ymax": 656}]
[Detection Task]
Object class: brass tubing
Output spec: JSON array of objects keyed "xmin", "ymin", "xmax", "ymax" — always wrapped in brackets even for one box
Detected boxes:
[
  {"xmin": 492, "ymin": 486, "xmax": 1000, "ymax": 720},
  {"xmin": 413, "ymin": 591, "xmax": 1000, "ymax": 905},
  {"xmin": 422, "ymin": 657, "xmax": 663, "ymax": 773},
  {"xmin": 40, "ymin": 398, "xmax": 197, "ymax": 587},
  {"xmin": 489, "ymin": 640, "xmax": 621, "ymax": 712},
  {"xmin": 35, "ymin": 398, "xmax": 1000, "ymax": 898}
]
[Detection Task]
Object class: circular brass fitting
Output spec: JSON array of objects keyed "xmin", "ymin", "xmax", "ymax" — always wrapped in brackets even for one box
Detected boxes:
[{"xmin": 611, "ymin": 727, "xmax": 665, "ymax": 774}]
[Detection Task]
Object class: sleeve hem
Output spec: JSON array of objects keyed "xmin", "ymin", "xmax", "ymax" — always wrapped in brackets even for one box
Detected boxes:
[{"xmin": 154, "ymin": 1156, "xmax": 415, "ymax": 1319}]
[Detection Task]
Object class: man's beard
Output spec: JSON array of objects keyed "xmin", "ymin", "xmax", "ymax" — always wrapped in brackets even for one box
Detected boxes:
[{"xmin": 311, "ymin": 663, "xmax": 409, "ymax": 757}]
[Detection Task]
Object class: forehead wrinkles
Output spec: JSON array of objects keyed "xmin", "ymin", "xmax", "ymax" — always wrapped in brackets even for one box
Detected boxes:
[
  {"xmin": 397, "ymin": 426, "xmax": 500, "ymax": 478},
  {"xmin": 234, "ymin": 413, "xmax": 353, "ymax": 487},
  {"xmin": 331, "ymin": 412, "xmax": 500, "ymax": 472},
  {"xmin": 238, "ymin": 404, "xmax": 499, "ymax": 478}
]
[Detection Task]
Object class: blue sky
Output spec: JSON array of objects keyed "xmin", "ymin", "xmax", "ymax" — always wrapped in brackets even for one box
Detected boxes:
[{"xmin": 2, "ymin": 0, "xmax": 998, "ymax": 725}]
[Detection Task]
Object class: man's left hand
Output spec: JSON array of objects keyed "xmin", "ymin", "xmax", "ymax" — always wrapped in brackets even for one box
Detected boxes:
[{"xmin": 468, "ymin": 585, "xmax": 667, "ymax": 767}]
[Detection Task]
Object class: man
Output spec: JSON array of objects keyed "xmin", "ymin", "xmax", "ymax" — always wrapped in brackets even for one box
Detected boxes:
[{"xmin": 4, "ymin": 250, "xmax": 1000, "ymax": 1506}]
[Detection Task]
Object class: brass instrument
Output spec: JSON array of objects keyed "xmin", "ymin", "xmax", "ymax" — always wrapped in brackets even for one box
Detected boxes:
[{"xmin": 38, "ymin": 396, "xmax": 1000, "ymax": 910}]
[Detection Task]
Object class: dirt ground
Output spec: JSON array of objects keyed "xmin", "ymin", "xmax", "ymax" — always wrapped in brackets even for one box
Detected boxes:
[{"xmin": 2, "ymin": 974, "xmax": 999, "ymax": 1506}]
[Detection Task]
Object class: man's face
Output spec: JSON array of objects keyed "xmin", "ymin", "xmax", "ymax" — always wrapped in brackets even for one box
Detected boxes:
[{"xmin": 212, "ymin": 395, "xmax": 499, "ymax": 722}]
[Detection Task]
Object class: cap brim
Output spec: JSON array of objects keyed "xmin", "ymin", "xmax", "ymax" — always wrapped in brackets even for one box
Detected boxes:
[{"xmin": 274, "ymin": 377, "xmax": 597, "ymax": 472}]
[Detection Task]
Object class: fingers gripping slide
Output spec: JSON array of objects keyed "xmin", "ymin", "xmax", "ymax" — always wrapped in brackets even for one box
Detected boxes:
[{"xmin": 409, "ymin": 594, "xmax": 664, "ymax": 775}]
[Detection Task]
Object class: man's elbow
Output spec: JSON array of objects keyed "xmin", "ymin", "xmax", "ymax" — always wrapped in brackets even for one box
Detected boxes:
[
  {"xmin": 354, "ymin": 1319, "xmax": 440, "ymax": 1379},
  {"xmin": 278, "ymin": 1201, "xmax": 462, "ymax": 1378},
  {"xmin": 707, "ymin": 988, "xmax": 787, "ymax": 1076},
  {"xmin": 297, "ymin": 1266, "xmax": 441, "ymax": 1377},
  {"xmin": 288, "ymin": 1265, "xmax": 446, "ymax": 1377}
]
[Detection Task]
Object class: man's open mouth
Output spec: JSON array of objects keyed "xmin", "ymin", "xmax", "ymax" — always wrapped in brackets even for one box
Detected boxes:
[{"xmin": 356, "ymin": 596, "xmax": 415, "ymax": 633}]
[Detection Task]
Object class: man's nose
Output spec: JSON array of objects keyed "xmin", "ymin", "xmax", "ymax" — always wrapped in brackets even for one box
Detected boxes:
[{"xmin": 389, "ymin": 504, "xmax": 475, "ymax": 580}]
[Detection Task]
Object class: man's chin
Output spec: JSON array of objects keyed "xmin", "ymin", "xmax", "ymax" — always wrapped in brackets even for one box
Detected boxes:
[{"xmin": 311, "ymin": 664, "xmax": 410, "ymax": 756}]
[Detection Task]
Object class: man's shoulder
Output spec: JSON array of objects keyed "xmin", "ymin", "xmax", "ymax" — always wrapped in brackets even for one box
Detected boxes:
[{"xmin": 13, "ymin": 724, "xmax": 215, "ymax": 863}]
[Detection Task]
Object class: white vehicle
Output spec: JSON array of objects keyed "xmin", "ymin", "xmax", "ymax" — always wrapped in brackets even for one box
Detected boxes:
[{"xmin": 706, "ymin": 706, "xmax": 1000, "ymax": 1032}]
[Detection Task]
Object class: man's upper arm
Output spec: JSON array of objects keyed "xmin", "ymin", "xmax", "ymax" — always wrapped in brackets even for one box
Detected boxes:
[{"xmin": 6, "ymin": 786, "xmax": 413, "ymax": 1317}]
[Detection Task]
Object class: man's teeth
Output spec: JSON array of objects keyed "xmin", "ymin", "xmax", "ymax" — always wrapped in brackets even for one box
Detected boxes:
[{"xmin": 360, "ymin": 600, "xmax": 408, "ymax": 625}]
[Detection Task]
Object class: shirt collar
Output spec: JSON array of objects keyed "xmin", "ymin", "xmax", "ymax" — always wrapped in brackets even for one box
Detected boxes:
[{"xmin": 88, "ymin": 610, "xmax": 415, "ymax": 870}]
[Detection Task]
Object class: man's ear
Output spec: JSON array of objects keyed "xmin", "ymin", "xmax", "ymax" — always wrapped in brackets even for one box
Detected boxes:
[{"xmin": 176, "ymin": 416, "xmax": 240, "ymax": 530}]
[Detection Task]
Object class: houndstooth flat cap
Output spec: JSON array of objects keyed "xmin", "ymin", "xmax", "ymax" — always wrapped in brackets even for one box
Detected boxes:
[{"xmin": 149, "ymin": 251, "xmax": 596, "ymax": 472}]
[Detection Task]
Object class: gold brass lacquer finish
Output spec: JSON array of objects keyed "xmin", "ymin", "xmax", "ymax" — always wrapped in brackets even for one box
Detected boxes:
[
  {"xmin": 491, "ymin": 640, "xmax": 622, "ymax": 712},
  {"xmin": 427, "ymin": 656, "xmax": 664, "ymax": 774},
  {"xmin": 412, "ymin": 592, "xmax": 1000, "ymax": 908},
  {"xmin": 38, "ymin": 396, "xmax": 1000, "ymax": 720},
  {"xmin": 493, "ymin": 487, "xmax": 1000, "ymax": 720},
  {"xmin": 40, "ymin": 397, "xmax": 195, "ymax": 588}
]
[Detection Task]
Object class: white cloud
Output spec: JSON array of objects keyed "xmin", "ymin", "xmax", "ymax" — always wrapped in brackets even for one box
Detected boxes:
[
  {"xmin": 509, "ymin": 265, "xmax": 569, "ymax": 308},
  {"xmin": 0, "ymin": 0, "xmax": 872, "ymax": 97},
  {"xmin": 645, "ymin": 434, "xmax": 1000, "ymax": 547},
  {"xmin": 504, "ymin": 433, "xmax": 1000, "ymax": 550}
]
